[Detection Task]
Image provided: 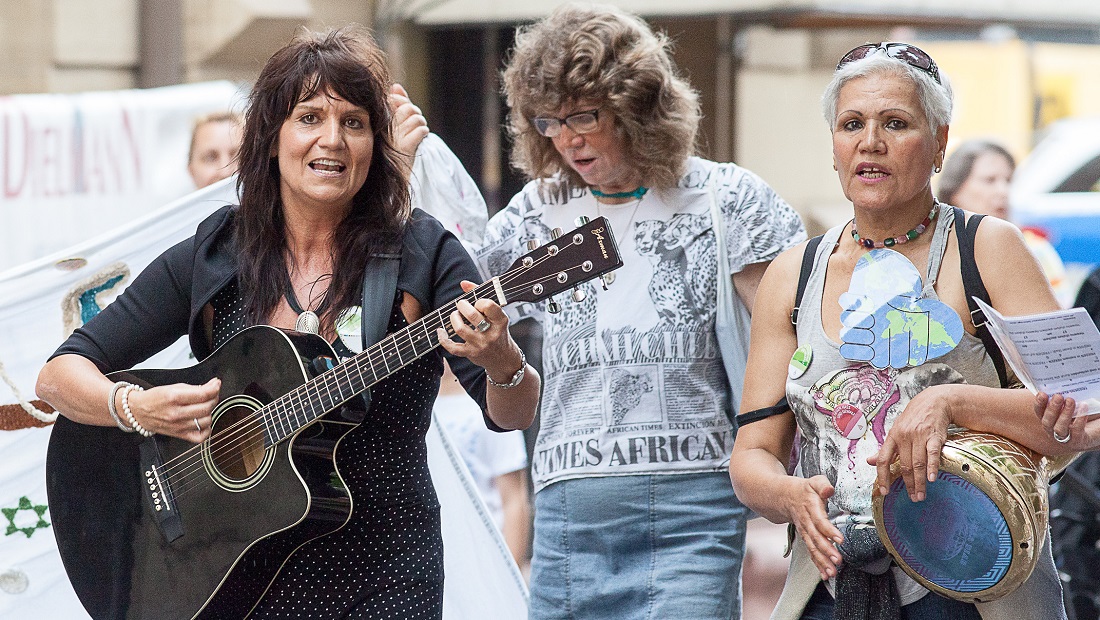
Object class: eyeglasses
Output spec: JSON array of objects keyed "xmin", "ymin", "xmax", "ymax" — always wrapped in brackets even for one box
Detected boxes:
[
  {"xmin": 836, "ymin": 42, "xmax": 941, "ymax": 85},
  {"xmin": 532, "ymin": 109, "xmax": 600, "ymax": 138}
]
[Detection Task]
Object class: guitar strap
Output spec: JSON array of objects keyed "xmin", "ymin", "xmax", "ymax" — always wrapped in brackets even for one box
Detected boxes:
[{"xmin": 354, "ymin": 246, "xmax": 402, "ymax": 419}]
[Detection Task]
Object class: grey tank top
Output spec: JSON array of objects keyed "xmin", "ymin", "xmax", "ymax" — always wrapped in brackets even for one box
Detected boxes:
[{"xmin": 785, "ymin": 206, "xmax": 999, "ymax": 522}]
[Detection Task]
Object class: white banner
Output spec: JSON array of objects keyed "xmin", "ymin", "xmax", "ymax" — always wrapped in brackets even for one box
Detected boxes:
[
  {"xmin": 0, "ymin": 138, "xmax": 525, "ymax": 618},
  {"xmin": 0, "ymin": 81, "xmax": 246, "ymax": 272}
]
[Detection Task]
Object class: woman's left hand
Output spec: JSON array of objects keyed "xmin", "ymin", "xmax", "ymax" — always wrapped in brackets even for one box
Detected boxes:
[
  {"xmin": 436, "ymin": 281, "xmax": 522, "ymax": 376},
  {"xmin": 867, "ymin": 385, "xmax": 952, "ymax": 502}
]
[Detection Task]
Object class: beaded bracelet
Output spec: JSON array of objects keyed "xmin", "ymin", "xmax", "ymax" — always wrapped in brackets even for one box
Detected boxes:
[
  {"xmin": 107, "ymin": 381, "xmax": 136, "ymax": 432},
  {"xmin": 121, "ymin": 384, "xmax": 153, "ymax": 438}
]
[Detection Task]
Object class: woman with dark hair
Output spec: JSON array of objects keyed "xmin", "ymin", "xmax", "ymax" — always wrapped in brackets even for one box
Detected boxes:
[
  {"xmin": 480, "ymin": 4, "xmax": 804, "ymax": 618},
  {"xmin": 730, "ymin": 43, "xmax": 1069, "ymax": 619},
  {"xmin": 36, "ymin": 26, "xmax": 538, "ymax": 619}
]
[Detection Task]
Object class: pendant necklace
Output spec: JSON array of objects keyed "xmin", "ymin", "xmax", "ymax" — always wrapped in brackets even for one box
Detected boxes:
[
  {"xmin": 594, "ymin": 187, "xmax": 648, "ymax": 285},
  {"xmin": 285, "ymin": 276, "xmax": 329, "ymax": 335}
]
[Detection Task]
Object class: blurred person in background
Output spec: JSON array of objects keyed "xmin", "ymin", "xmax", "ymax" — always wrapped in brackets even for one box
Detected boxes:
[
  {"xmin": 482, "ymin": 4, "xmax": 805, "ymax": 618},
  {"xmin": 435, "ymin": 361, "xmax": 531, "ymax": 574},
  {"xmin": 731, "ymin": 42, "xmax": 1069, "ymax": 619},
  {"xmin": 939, "ymin": 139, "xmax": 1069, "ymax": 304},
  {"xmin": 1033, "ymin": 391, "xmax": 1100, "ymax": 620},
  {"xmin": 186, "ymin": 111, "xmax": 243, "ymax": 189}
]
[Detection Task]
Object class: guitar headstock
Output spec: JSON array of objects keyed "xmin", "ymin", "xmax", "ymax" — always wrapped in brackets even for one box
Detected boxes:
[{"xmin": 500, "ymin": 216, "xmax": 623, "ymax": 305}]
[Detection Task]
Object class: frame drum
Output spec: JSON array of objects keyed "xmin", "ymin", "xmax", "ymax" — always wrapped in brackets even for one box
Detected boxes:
[{"xmin": 872, "ymin": 430, "xmax": 1073, "ymax": 603}]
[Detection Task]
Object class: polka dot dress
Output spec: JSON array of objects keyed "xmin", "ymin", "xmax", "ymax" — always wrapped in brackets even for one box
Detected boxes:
[{"xmin": 212, "ymin": 283, "xmax": 445, "ymax": 619}]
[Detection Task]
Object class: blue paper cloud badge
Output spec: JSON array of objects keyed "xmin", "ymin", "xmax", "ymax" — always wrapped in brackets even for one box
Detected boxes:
[{"xmin": 839, "ymin": 249, "xmax": 964, "ymax": 369}]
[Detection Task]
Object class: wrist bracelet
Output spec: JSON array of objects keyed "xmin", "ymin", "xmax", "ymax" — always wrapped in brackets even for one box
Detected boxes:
[
  {"xmin": 121, "ymin": 384, "xmax": 153, "ymax": 437},
  {"xmin": 487, "ymin": 348, "xmax": 527, "ymax": 390},
  {"xmin": 107, "ymin": 381, "xmax": 136, "ymax": 432}
]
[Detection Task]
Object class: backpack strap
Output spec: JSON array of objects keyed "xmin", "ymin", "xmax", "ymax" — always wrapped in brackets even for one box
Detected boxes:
[
  {"xmin": 953, "ymin": 206, "xmax": 1009, "ymax": 387},
  {"xmin": 790, "ymin": 234, "xmax": 824, "ymax": 326},
  {"xmin": 739, "ymin": 236, "xmax": 824, "ymax": 428}
]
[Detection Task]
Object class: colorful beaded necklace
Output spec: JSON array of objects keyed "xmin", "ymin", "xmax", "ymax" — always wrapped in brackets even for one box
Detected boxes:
[{"xmin": 851, "ymin": 202, "xmax": 938, "ymax": 249}]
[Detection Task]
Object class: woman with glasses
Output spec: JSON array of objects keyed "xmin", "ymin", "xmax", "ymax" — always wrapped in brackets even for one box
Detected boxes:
[
  {"xmin": 730, "ymin": 42, "xmax": 1071, "ymax": 619},
  {"xmin": 478, "ymin": 4, "xmax": 804, "ymax": 619}
]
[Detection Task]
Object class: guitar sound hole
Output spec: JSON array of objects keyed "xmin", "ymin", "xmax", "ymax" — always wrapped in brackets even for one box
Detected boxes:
[{"xmin": 210, "ymin": 404, "xmax": 268, "ymax": 481}]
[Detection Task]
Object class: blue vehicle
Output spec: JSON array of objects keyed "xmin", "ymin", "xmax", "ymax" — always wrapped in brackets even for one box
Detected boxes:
[{"xmin": 1011, "ymin": 117, "xmax": 1100, "ymax": 270}]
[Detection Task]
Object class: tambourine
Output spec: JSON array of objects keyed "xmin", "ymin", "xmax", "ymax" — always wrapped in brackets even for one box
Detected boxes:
[{"xmin": 872, "ymin": 430, "xmax": 1074, "ymax": 603}]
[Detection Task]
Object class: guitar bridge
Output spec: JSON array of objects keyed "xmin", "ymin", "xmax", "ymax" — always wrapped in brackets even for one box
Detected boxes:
[{"xmin": 139, "ymin": 439, "xmax": 183, "ymax": 543}]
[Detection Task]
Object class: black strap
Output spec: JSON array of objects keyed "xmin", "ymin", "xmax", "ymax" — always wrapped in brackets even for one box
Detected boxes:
[
  {"xmin": 952, "ymin": 206, "xmax": 1009, "ymax": 388},
  {"xmin": 791, "ymin": 235, "xmax": 825, "ymax": 325},
  {"xmin": 735, "ymin": 236, "xmax": 823, "ymax": 428},
  {"xmin": 735, "ymin": 396, "xmax": 790, "ymax": 428},
  {"xmin": 357, "ymin": 250, "xmax": 402, "ymax": 416}
]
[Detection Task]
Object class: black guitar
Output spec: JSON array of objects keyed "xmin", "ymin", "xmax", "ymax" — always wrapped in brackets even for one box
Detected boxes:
[{"xmin": 46, "ymin": 217, "xmax": 621, "ymax": 620}]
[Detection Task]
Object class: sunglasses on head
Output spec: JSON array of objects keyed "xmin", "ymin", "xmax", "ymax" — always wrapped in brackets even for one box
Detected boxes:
[{"xmin": 836, "ymin": 42, "xmax": 941, "ymax": 85}]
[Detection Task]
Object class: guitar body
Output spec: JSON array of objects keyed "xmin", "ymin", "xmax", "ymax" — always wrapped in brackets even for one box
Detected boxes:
[
  {"xmin": 44, "ymin": 216, "xmax": 624, "ymax": 620},
  {"xmin": 46, "ymin": 326, "xmax": 356, "ymax": 620}
]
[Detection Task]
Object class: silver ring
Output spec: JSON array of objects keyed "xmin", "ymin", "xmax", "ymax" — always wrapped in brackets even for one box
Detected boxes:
[
  {"xmin": 1053, "ymin": 429, "xmax": 1071, "ymax": 444},
  {"xmin": 476, "ymin": 319, "xmax": 491, "ymax": 332},
  {"xmin": 194, "ymin": 418, "xmax": 202, "ymax": 433}
]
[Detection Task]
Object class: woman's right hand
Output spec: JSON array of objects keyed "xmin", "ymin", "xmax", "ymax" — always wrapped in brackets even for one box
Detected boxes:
[
  {"xmin": 124, "ymin": 378, "xmax": 221, "ymax": 444},
  {"xmin": 785, "ymin": 474, "xmax": 844, "ymax": 580},
  {"xmin": 1034, "ymin": 391, "xmax": 1100, "ymax": 452}
]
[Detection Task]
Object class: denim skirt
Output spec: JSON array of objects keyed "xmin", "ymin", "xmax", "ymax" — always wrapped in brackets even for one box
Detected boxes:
[{"xmin": 528, "ymin": 472, "xmax": 749, "ymax": 620}]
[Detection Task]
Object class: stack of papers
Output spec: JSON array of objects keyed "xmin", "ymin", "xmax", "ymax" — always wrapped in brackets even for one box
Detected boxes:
[{"xmin": 974, "ymin": 297, "xmax": 1100, "ymax": 415}]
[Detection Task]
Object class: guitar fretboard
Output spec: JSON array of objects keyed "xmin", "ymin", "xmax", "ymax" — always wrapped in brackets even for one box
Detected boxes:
[{"xmin": 260, "ymin": 280, "xmax": 498, "ymax": 445}]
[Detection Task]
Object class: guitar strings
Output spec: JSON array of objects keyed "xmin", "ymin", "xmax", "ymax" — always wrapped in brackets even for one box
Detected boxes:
[{"xmin": 157, "ymin": 240, "xmax": 596, "ymax": 499}]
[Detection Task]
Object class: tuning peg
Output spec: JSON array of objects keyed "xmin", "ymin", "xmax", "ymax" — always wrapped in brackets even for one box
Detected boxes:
[
  {"xmin": 526, "ymin": 239, "xmax": 540, "ymax": 251},
  {"xmin": 571, "ymin": 286, "xmax": 586, "ymax": 302},
  {"xmin": 547, "ymin": 297, "xmax": 562, "ymax": 314},
  {"xmin": 574, "ymin": 216, "xmax": 590, "ymax": 227},
  {"xmin": 551, "ymin": 227, "xmax": 564, "ymax": 239},
  {"xmin": 601, "ymin": 273, "xmax": 615, "ymax": 289}
]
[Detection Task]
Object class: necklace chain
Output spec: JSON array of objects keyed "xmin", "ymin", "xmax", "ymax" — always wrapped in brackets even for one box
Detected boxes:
[
  {"xmin": 594, "ymin": 192, "xmax": 646, "ymax": 238},
  {"xmin": 851, "ymin": 202, "xmax": 939, "ymax": 249}
]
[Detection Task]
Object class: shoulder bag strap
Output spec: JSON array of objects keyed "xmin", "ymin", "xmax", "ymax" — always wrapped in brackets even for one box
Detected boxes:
[{"xmin": 953, "ymin": 206, "xmax": 1009, "ymax": 387}]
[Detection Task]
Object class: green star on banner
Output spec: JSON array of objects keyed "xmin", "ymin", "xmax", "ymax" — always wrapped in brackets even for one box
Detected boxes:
[{"xmin": 2, "ymin": 496, "xmax": 50, "ymax": 538}]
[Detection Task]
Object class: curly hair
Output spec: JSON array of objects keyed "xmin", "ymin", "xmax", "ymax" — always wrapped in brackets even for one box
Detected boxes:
[
  {"xmin": 502, "ymin": 3, "xmax": 700, "ymax": 188},
  {"xmin": 235, "ymin": 25, "xmax": 409, "ymax": 332}
]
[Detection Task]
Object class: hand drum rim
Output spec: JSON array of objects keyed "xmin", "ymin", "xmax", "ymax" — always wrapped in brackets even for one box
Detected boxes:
[{"xmin": 871, "ymin": 430, "xmax": 1050, "ymax": 603}]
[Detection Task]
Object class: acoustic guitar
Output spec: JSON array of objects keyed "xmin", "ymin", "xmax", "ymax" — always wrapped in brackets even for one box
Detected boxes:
[{"xmin": 46, "ymin": 217, "xmax": 621, "ymax": 620}]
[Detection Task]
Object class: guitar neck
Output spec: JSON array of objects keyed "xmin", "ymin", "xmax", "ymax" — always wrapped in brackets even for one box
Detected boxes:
[
  {"xmin": 254, "ymin": 215, "xmax": 622, "ymax": 444},
  {"xmin": 260, "ymin": 279, "xmax": 500, "ymax": 444}
]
